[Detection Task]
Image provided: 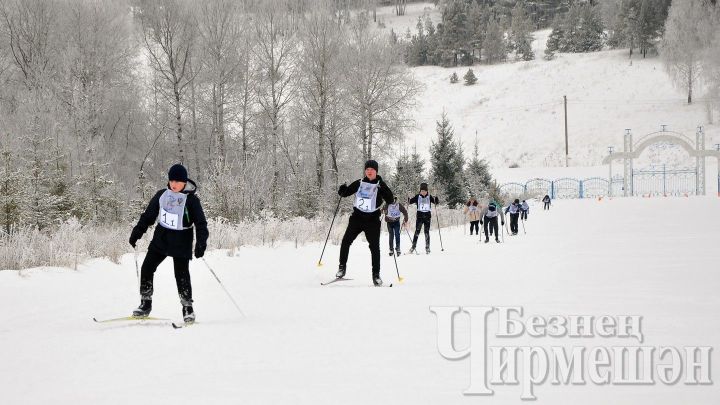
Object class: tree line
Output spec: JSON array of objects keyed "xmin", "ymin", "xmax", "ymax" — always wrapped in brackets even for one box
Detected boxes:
[{"xmin": 0, "ymin": 0, "xmax": 422, "ymax": 234}]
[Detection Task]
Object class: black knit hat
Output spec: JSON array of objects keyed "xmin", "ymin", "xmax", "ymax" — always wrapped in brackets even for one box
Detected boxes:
[
  {"xmin": 420, "ymin": 182, "xmax": 428, "ymax": 191},
  {"xmin": 364, "ymin": 159, "xmax": 379, "ymax": 172},
  {"xmin": 168, "ymin": 164, "xmax": 188, "ymax": 182}
]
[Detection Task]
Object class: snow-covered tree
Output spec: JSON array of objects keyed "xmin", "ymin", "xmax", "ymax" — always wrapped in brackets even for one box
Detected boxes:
[
  {"xmin": 430, "ymin": 112, "xmax": 466, "ymax": 208},
  {"xmin": 660, "ymin": 0, "xmax": 709, "ymax": 104},
  {"xmin": 464, "ymin": 68, "xmax": 477, "ymax": 85}
]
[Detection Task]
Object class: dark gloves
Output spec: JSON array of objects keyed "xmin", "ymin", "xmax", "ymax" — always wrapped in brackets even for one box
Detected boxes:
[
  {"xmin": 338, "ymin": 183, "xmax": 348, "ymax": 196},
  {"xmin": 479, "ymin": 220, "xmax": 483, "ymax": 225},
  {"xmin": 195, "ymin": 243, "xmax": 206, "ymax": 259},
  {"xmin": 501, "ymin": 222, "xmax": 505, "ymax": 226},
  {"xmin": 129, "ymin": 229, "xmax": 141, "ymax": 248}
]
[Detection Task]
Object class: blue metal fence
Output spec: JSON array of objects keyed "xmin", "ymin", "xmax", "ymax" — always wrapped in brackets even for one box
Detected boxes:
[{"xmin": 498, "ymin": 167, "xmax": 698, "ymax": 199}]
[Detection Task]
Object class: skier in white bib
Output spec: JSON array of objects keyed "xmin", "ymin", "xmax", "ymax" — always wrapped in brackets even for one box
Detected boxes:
[
  {"xmin": 382, "ymin": 196, "xmax": 408, "ymax": 256},
  {"xmin": 480, "ymin": 202, "xmax": 505, "ymax": 243},
  {"xmin": 520, "ymin": 200, "xmax": 529, "ymax": 221},
  {"xmin": 129, "ymin": 164, "xmax": 209, "ymax": 323},
  {"xmin": 408, "ymin": 182, "xmax": 439, "ymax": 254},
  {"xmin": 505, "ymin": 198, "xmax": 521, "ymax": 235},
  {"xmin": 336, "ymin": 160, "xmax": 394, "ymax": 286}
]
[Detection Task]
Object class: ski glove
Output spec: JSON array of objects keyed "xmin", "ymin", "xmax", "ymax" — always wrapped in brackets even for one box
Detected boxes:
[
  {"xmin": 194, "ymin": 243, "xmax": 206, "ymax": 259},
  {"xmin": 129, "ymin": 232, "xmax": 140, "ymax": 248},
  {"xmin": 338, "ymin": 183, "xmax": 348, "ymax": 196}
]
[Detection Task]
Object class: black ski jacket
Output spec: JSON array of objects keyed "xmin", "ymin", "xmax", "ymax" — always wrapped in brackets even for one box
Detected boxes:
[
  {"xmin": 130, "ymin": 180, "xmax": 209, "ymax": 259},
  {"xmin": 339, "ymin": 176, "xmax": 394, "ymax": 219}
]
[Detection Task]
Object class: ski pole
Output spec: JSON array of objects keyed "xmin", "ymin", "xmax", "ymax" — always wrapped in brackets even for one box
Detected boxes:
[
  {"xmin": 501, "ymin": 220, "xmax": 505, "ymax": 243},
  {"xmin": 404, "ymin": 223, "xmax": 413, "ymax": 244},
  {"xmin": 392, "ymin": 249, "xmax": 404, "ymax": 283},
  {"xmin": 202, "ymin": 258, "xmax": 245, "ymax": 317},
  {"xmin": 318, "ymin": 195, "xmax": 342, "ymax": 267},
  {"xmin": 133, "ymin": 246, "xmax": 140, "ymax": 287},
  {"xmin": 435, "ymin": 206, "xmax": 445, "ymax": 252}
]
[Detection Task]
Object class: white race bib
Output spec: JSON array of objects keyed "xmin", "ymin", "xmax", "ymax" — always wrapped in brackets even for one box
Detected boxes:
[
  {"xmin": 354, "ymin": 181, "xmax": 379, "ymax": 213},
  {"xmin": 160, "ymin": 208, "xmax": 179, "ymax": 229},
  {"xmin": 388, "ymin": 203, "xmax": 401, "ymax": 219},
  {"xmin": 418, "ymin": 195, "xmax": 431, "ymax": 212},
  {"xmin": 158, "ymin": 189, "xmax": 188, "ymax": 231}
]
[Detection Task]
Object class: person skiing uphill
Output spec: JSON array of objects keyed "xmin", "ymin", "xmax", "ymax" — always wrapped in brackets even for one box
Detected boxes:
[
  {"xmin": 336, "ymin": 160, "xmax": 394, "ymax": 286},
  {"xmin": 480, "ymin": 202, "xmax": 505, "ymax": 243},
  {"xmin": 505, "ymin": 199, "xmax": 521, "ymax": 235},
  {"xmin": 520, "ymin": 200, "xmax": 530, "ymax": 221},
  {"xmin": 129, "ymin": 164, "xmax": 209, "ymax": 323},
  {"xmin": 408, "ymin": 183, "xmax": 439, "ymax": 254},
  {"xmin": 382, "ymin": 196, "xmax": 408, "ymax": 256},
  {"xmin": 542, "ymin": 194, "xmax": 551, "ymax": 210},
  {"xmin": 464, "ymin": 197, "xmax": 481, "ymax": 235}
]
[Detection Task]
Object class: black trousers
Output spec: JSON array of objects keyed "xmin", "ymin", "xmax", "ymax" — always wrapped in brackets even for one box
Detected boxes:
[
  {"xmin": 469, "ymin": 220, "xmax": 480, "ymax": 235},
  {"xmin": 412, "ymin": 214, "xmax": 431, "ymax": 249},
  {"xmin": 544, "ymin": 202, "xmax": 550, "ymax": 210},
  {"xmin": 520, "ymin": 210, "xmax": 528, "ymax": 220},
  {"xmin": 483, "ymin": 217, "xmax": 499, "ymax": 240},
  {"xmin": 340, "ymin": 214, "xmax": 381, "ymax": 276},
  {"xmin": 140, "ymin": 247, "xmax": 193, "ymax": 306},
  {"xmin": 510, "ymin": 213, "xmax": 519, "ymax": 233}
]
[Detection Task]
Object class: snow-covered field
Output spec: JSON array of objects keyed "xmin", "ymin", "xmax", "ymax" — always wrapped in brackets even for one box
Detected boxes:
[{"xmin": 2, "ymin": 196, "xmax": 719, "ymax": 404}]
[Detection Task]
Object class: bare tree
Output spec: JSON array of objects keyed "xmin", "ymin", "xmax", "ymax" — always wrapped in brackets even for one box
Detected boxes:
[
  {"xmin": 196, "ymin": 0, "xmax": 243, "ymax": 163},
  {"xmin": 345, "ymin": 12, "xmax": 420, "ymax": 161},
  {"xmin": 253, "ymin": 0, "xmax": 300, "ymax": 210},
  {"xmin": 298, "ymin": 2, "xmax": 344, "ymax": 207},
  {"xmin": 660, "ymin": 0, "xmax": 708, "ymax": 104},
  {"xmin": 138, "ymin": 0, "xmax": 197, "ymax": 162}
]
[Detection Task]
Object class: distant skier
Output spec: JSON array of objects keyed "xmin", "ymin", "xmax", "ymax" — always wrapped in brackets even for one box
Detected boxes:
[
  {"xmin": 336, "ymin": 160, "xmax": 394, "ymax": 286},
  {"xmin": 129, "ymin": 164, "xmax": 209, "ymax": 323},
  {"xmin": 408, "ymin": 183, "xmax": 439, "ymax": 254},
  {"xmin": 382, "ymin": 196, "xmax": 408, "ymax": 256},
  {"xmin": 542, "ymin": 194, "xmax": 551, "ymax": 210},
  {"xmin": 464, "ymin": 197, "xmax": 481, "ymax": 235},
  {"xmin": 505, "ymin": 199, "xmax": 521, "ymax": 235},
  {"xmin": 480, "ymin": 202, "xmax": 505, "ymax": 243},
  {"xmin": 520, "ymin": 200, "xmax": 530, "ymax": 221}
]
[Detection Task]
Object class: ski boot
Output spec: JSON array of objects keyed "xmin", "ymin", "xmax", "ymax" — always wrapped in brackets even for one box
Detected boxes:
[
  {"xmin": 484, "ymin": 237, "xmax": 490, "ymax": 243},
  {"xmin": 373, "ymin": 274, "xmax": 383, "ymax": 287},
  {"xmin": 182, "ymin": 306, "xmax": 195, "ymax": 323},
  {"xmin": 336, "ymin": 264, "xmax": 347, "ymax": 279},
  {"xmin": 409, "ymin": 246, "xmax": 417, "ymax": 255},
  {"xmin": 389, "ymin": 251, "xmax": 394, "ymax": 257},
  {"xmin": 395, "ymin": 248, "xmax": 401, "ymax": 257},
  {"xmin": 426, "ymin": 247, "xmax": 431, "ymax": 254},
  {"xmin": 132, "ymin": 299, "xmax": 152, "ymax": 318},
  {"xmin": 496, "ymin": 238, "xmax": 501, "ymax": 243}
]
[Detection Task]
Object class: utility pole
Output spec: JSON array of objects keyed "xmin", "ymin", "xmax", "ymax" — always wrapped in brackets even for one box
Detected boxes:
[
  {"xmin": 564, "ymin": 95, "xmax": 569, "ymax": 167},
  {"xmin": 608, "ymin": 146, "xmax": 614, "ymax": 197}
]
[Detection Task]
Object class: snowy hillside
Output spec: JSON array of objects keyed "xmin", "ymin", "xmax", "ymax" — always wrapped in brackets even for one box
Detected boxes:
[
  {"xmin": 406, "ymin": 42, "xmax": 718, "ymax": 169},
  {"xmin": 1, "ymin": 197, "xmax": 719, "ymax": 404}
]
